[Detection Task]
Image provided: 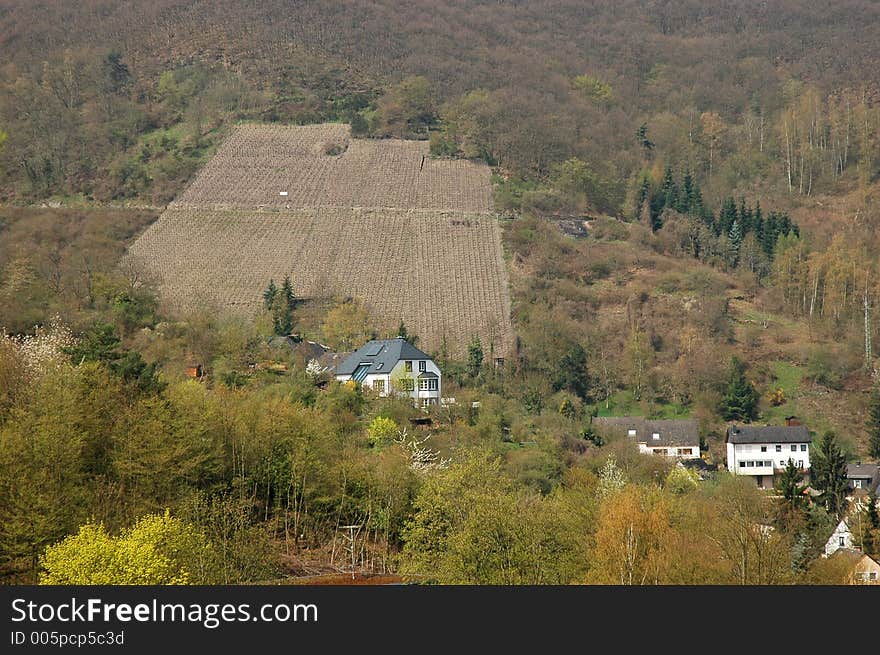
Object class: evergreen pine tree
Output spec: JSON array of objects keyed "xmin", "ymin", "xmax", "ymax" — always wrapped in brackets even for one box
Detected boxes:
[
  {"xmin": 728, "ymin": 219, "xmax": 743, "ymax": 267},
  {"xmin": 719, "ymin": 356, "xmax": 759, "ymax": 421},
  {"xmin": 281, "ymin": 276, "xmax": 296, "ymax": 309},
  {"xmin": 868, "ymin": 385, "xmax": 880, "ymax": 459},
  {"xmin": 717, "ymin": 196, "xmax": 737, "ymax": 236},
  {"xmin": 263, "ymin": 279, "xmax": 278, "ymax": 310},
  {"xmin": 551, "ymin": 343, "xmax": 591, "ymax": 400},
  {"xmin": 438, "ymin": 334, "xmax": 449, "ymax": 370},
  {"xmin": 739, "ymin": 198, "xmax": 753, "ymax": 235},
  {"xmin": 661, "ymin": 166, "xmax": 678, "ymax": 213},
  {"xmin": 812, "ymin": 431, "xmax": 848, "ymax": 518},
  {"xmin": 753, "ymin": 201, "xmax": 764, "ymax": 249},
  {"xmin": 270, "ymin": 293, "xmax": 293, "ymax": 335},
  {"xmin": 775, "ymin": 458, "xmax": 805, "ymax": 508},
  {"xmin": 396, "ymin": 320, "xmax": 417, "ymax": 345},
  {"xmin": 467, "ymin": 335, "xmax": 484, "ymax": 379},
  {"xmin": 866, "ymin": 490, "xmax": 879, "ymax": 529},
  {"xmin": 681, "ymin": 169, "xmax": 694, "ymax": 210}
]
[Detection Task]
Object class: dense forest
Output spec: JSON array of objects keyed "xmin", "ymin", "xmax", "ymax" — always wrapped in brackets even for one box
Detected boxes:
[{"xmin": 2, "ymin": 1, "xmax": 880, "ymax": 585}]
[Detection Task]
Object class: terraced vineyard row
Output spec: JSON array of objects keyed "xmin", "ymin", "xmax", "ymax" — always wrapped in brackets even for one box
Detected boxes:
[
  {"xmin": 127, "ymin": 207, "xmax": 512, "ymax": 357},
  {"xmin": 173, "ymin": 123, "xmax": 493, "ymax": 213}
]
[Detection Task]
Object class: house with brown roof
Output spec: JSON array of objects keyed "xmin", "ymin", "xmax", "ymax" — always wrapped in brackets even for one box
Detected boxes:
[
  {"xmin": 591, "ymin": 417, "xmax": 701, "ymax": 460},
  {"xmin": 826, "ymin": 549, "xmax": 880, "ymax": 585}
]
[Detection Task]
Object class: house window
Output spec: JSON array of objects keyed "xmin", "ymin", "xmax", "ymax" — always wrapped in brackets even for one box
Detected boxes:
[
  {"xmin": 678, "ymin": 448, "xmax": 693, "ymax": 456},
  {"xmin": 428, "ymin": 379, "xmax": 437, "ymax": 391},
  {"xmin": 776, "ymin": 445, "xmax": 782, "ymax": 452},
  {"xmin": 797, "ymin": 460, "xmax": 803, "ymax": 469},
  {"xmin": 401, "ymin": 379, "xmax": 415, "ymax": 391},
  {"xmin": 854, "ymin": 480, "xmax": 863, "ymax": 489},
  {"xmin": 404, "ymin": 361, "xmax": 413, "ymax": 372},
  {"xmin": 738, "ymin": 461, "xmax": 746, "ymax": 468},
  {"xmin": 653, "ymin": 449, "xmax": 664, "ymax": 455},
  {"xmin": 870, "ymin": 572, "xmax": 877, "ymax": 581},
  {"xmin": 418, "ymin": 360, "xmax": 426, "ymax": 372},
  {"xmin": 761, "ymin": 446, "xmax": 767, "ymax": 452},
  {"xmin": 627, "ymin": 429, "xmax": 637, "ymax": 437},
  {"xmin": 652, "ymin": 432, "xmax": 660, "ymax": 440},
  {"xmin": 374, "ymin": 379, "xmax": 385, "ymax": 393},
  {"xmin": 746, "ymin": 461, "xmax": 754, "ymax": 467},
  {"xmin": 839, "ymin": 536, "xmax": 846, "ymax": 547},
  {"xmin": 800, "ymin": 444, "xmax": 807, "ymax": 451},
  {"xmin": 791, "ymin": 445, "xmax": 797, "ymax": 452}
]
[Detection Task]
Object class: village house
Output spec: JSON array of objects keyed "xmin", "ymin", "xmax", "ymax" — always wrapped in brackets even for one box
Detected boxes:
[
  {"xmin": 334, "ymin": 337, "xmax": 441, "ymax": 408},
  {"xmin": 825, "ymin": 549, "xmax": 880, "ymax": 584},
  {"xmin": 824, "ymin": 517, "xmax": 856, "ymax": 557},
  {"xmin": 846, "ymin": 462, "xmax": 880, "ymax": 497},
  {"xmin": 725, "ymin": 420, "xmax": 811, "ymax": 490},
  {"xmin": 591, "ymin": 417, "xmax": 701, "ymax": 460}
]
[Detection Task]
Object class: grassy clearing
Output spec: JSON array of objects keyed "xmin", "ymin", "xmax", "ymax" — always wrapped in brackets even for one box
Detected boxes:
[{"xmin": 596, "ymin": 390, "xmax": 691, "ymax": 419}]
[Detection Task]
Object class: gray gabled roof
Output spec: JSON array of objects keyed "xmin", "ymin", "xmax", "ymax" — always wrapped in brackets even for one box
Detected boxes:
[
  {"xmin": 335, "ymin": 338, "xmax": 433, "ymax": 377},
  {"xmin": 726, "ymin": 424, "xmax": 811, "ymax": 444},
  {"xmin": 847, "ymin": 463, "xmax": 879, "ymax": 479},
  {"xmin": 591, "ymin": 417, "xmax": 700, "ymax": 448}
]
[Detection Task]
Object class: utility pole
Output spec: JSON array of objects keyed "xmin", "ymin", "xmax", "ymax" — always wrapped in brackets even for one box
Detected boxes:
[{"xmin": 340, "ymin": 524, "xmax": 361, "ymax": 581}]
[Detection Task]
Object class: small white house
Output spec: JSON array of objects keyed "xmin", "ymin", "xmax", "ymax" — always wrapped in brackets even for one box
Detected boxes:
[
  {"xmin": 824, "ymin": 518, "xmax": 855, "ymax": 557},
  {"xmin": 334, "ymin": 337, "xmax": 441, "ymax": 408},
  {"xmin": 725, "ymin": 423, "xmax": 811, "ymax": 490},
  {"xmin": 591, "ymin": 417, "xmax": 701, "ymax": 460}
]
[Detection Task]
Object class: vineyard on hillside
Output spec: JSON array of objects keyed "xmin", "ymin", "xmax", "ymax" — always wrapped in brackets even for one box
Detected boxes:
[
  {"xmin": 173, "ymin": 123, "xmax": 493, "ymax": 212},
  {"xmin": 128, "ymin": 124, "xmax": 511, "ymax": 357}
]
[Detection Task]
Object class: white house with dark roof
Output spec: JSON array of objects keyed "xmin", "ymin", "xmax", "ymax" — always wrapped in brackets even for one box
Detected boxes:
[
  {"xmin": 334, "ymin": 337, "xmax": 441, "ymax": 407},
  {"xmin": 846, "ymin": 462, "xmax": 880, "ymax": 496},
  {"xmin": 725, "ymin": 422, "xmax": 811, "ymax": 489},
  {"xmin": 591, "ymin": 417, "xmax": 701, "ymax": 459}
]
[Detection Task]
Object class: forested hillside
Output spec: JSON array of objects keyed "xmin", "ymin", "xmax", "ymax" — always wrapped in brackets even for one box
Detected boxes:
[{"xmin": 2, "ymin": 2, "xmax": 880, "ymax": 585}]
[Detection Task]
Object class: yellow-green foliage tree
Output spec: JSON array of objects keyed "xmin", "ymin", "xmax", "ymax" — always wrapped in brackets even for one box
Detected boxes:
[
  {"xmin": 400, "ymin": 451, "xmax": 589, "ymax": 584},
  {"xmin": 40, "ymin": 510, "xmax": 214, "ymax": 585},
  {"xmin": 320, "ymin": 298, "xmax": 374, "ymax": 351},
  {"xmin": 0, "ymin": 366, "xmax": 87, "ymax": 580},
  {"xmin": 367, "ymin": 416, "xmax": 399, "ymax": 447}
]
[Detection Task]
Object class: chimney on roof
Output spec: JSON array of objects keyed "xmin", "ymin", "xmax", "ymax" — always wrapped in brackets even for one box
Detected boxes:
[{"xmin": 785, "ymin": 416, "xmax": 801, "ymax": 426}]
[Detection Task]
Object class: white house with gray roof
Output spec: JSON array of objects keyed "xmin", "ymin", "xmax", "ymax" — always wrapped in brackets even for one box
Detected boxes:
[
  {"xmin": 725, "ymin": 422, "xmax": 811, "ymax": 489},
  {"xmin": 592, "ymin": 417, "xmax": 701, "ymax": 460},
  {"xmin": 334, "ymin": 337, "xmax": 441, "ymax": 407}
]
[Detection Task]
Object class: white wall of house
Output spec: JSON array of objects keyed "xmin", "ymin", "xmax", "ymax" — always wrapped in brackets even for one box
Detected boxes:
[
  {"xmin": 726, "ymin": 442, "xmax": 811, "ymax": 476},
  {"xmin": 824, "ymin": 519, "xmax": 853, "ymax": 557},
  {"xmin": 338, "ymin": 358, "xmax": 442, "ymax": 405},
  {"xmin": 637, "ymin": 443, "xmax": 700, "ymax": 459}
]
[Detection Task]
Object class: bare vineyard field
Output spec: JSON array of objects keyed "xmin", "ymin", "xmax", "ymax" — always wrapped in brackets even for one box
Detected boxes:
[
  {"xmin": 129, "ymin": 124, "xmax": 511, "ymax": 357},
  {"xmin": 128, "ymin": 207, "xmax": 512, "ymax": 356},
  {"xmin": 173, "ymin": 124, "xmax": 493, "ymax": 213}
]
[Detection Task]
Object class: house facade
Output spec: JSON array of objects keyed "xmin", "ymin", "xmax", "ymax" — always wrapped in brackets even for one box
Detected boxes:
[
  {"xmin": 725, "ymin": 424, "xmax": 811, "ymax": 489},
  {"xmin": 334, "ymin": 338, "xmax": 441, "ymax": 407},
  {"xmin": 846, "ymin": 463, "xmax": 880, "ymax": 496},
  {"xmin": 824, "ymin": 518, "xmax": 855, "ymax": 557},
  {"xmin": 591, "ymin": 417, "xmax": 701, "ymax": 460}
]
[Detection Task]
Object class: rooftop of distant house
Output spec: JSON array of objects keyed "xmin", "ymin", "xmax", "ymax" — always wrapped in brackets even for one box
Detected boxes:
[
  {"xmin": 726, "ymin": 424, "xmax": 811, "ymax": 444},
  {"xmin": 335, "ymin": 338, "xmax": 434, "ymax": 378},
  {"xmin": 591, "ymin": 416, "xmax": 700, "ymax": 448}
]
